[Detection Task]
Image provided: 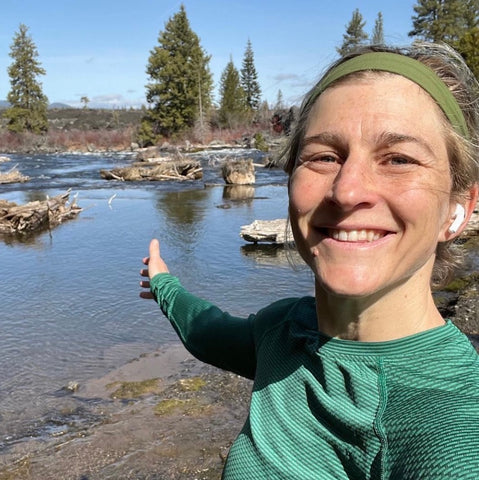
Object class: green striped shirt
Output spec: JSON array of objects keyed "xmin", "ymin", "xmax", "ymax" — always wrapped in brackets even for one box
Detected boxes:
[{"xmin": 151, "ymin": 273, "xmax": 479, "ymax": 479}]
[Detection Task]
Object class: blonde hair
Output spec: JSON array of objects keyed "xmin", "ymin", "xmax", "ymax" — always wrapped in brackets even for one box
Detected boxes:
[{"xmin": 283, "ymin": 43, "xmax": 479, "ymax": 287}]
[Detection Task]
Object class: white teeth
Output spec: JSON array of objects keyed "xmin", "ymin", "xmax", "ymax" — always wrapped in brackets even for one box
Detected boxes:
[{"xmin": 330, "ymin": 229, "xmax": 383, "ymax": 242}]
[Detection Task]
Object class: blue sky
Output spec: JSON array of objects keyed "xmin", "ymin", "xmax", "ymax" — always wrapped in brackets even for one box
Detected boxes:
[{"xmin": 0, "ymin": 0, "xmax": 418, "ymax": 109}]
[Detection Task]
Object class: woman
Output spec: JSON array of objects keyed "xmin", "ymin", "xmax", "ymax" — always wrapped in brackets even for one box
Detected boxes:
[{"xmin": 140, "ymin": 43, "xmax": 479, "ymax": 479}]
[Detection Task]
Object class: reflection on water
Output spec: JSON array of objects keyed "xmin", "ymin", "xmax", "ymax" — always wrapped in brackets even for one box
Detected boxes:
[
  {"xmin": 156, "ymin": 187, "xmax": 210, "ymax": 226},
  {"xmin": 154, "ymin": 188, "xmax": 211, "ymax": 251},
  {"xmin": 22, "ymin": 190, "xmax": 50, "ymax": 203},
  {"xmin": 0, "ymin": 152, "xmax": 313, "ymax": 444},
  {"xmin": 222, "ymin": 185, "xmax": 255, "ymax": 201},
  {"xmin": 240, "ymin": 243, "xmax": 306, "ymax": 269}
]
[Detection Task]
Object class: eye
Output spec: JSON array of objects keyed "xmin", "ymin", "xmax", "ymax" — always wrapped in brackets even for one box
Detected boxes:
[
  {"xmin": 386, "ymin": 155, "xmax": 419, "ymax": 166},
  {"xmin": 317, "ymin": 154, "xmax": 338, "ymax": 163},
  {"xmin": 298, "ymin": 152, "xmax": 340, "ymax": 165}
]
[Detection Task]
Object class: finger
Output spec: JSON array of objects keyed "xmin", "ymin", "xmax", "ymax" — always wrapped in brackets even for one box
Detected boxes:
[
  {"xmin": 142, "ymin": 256, "xmax": 150, "ymax": 266},
  {"xmin": 140, "ymin": 280, "xmax": 150, "ymax": 288},
  {"xmin": 148, "ymin": 238, "xmax": 169, "ymax": 276},
  {"xmin": 149, "ymin": 238, "xmax": 160, "ymax": 261},
  {"xmin": 140, "ymin": 268, "xmax": 149, "ymax": 277},
  {"xmin": 139, "ymin": 291, "xmax": 155, "ymax": 299}
]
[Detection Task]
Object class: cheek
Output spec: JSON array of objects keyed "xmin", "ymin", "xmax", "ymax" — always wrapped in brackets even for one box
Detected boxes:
[
  {"xmin": 289, "ymin": 171, "xmax": 323, "ymax": 215},
  {"xmin": 395, "ymin": 188, "xmax": 451, "ymax": 236}
]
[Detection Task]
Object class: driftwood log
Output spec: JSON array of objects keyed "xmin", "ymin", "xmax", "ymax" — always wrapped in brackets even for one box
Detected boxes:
[
  {"xmin": 240, "ymin": 219, "xmax": 288, "ymax": 244},
  {"xmin": 100, "ymin": 160, "xmax": 202, "ymax": 182},
  {"xmin": 0, "ymin": 164, "xmax": 30, "ymax": 184},
  {"xmin": 0, "ymin": 191, "xmax": 82, "ymax": 235}
]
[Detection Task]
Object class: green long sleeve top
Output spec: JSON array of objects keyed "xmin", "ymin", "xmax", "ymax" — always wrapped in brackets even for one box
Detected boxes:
[{"xmin": 150, "ymin": 273, "xmax": 479, "ymax": 479}]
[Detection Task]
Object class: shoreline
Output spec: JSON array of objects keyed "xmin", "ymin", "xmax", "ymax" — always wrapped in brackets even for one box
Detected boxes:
[{"xmin": 0, "ymin": 343, "xmax": 252, "ymax": 480}]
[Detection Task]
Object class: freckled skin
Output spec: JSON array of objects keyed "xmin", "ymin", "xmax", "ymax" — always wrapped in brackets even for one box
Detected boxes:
[{"xmin": 288, "ymin": 75, "xmax": 456, "ymax": 339}]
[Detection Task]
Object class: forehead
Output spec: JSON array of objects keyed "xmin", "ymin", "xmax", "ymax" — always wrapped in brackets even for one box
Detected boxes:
[{"xmin": 306, "ymin": 73, "xmax": 448, "ymax": 142}]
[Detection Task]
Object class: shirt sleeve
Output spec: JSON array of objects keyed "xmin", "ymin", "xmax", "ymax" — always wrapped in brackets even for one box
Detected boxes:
[{"xmin": 150, "ymin": 273, "xmax": 257, "ymax": 379}]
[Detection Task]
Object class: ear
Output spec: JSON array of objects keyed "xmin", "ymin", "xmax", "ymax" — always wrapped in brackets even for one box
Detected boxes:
[{"xmin": 441, "ymin": 184, "xmax": 478, "ymax": 241}]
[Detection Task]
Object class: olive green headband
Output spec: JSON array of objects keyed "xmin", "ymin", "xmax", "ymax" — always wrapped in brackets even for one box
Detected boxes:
[{"xmin": 308, "ymin": 52, "xmax": 469, "ymax": 138}]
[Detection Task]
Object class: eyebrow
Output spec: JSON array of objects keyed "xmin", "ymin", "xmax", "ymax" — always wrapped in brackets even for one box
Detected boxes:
[
  {"xmin": 301, "ymin": 131, "xmax": 435, "ymax": 156},
  {"xmin": 375, "ymin": 131, "xmax": 435, "ymax": 155},
  {"xmin": 301, "ymin": 132, "xmax": 345, "ymax": 150}
]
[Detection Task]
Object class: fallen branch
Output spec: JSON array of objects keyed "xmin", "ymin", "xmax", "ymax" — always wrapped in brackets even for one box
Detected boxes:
[
  {"xmin": 0, "ymin": 164, "xmax": 30, "ymax": 184},
  {"xmin": 100, "ymin": 159, "xmax": 203, "ymax": 182},
  {"xmin": 0, "ymin": 191, "xmax": 82, "ymax": 235}
]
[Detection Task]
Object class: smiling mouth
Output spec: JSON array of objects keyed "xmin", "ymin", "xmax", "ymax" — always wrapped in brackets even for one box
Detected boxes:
[{"xmin": 325, "ymin": 229, "xmax": 387, "ymax": 242}]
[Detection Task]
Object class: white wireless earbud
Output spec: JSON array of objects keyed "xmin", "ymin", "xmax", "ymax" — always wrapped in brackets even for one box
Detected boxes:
[{"xmin": 449, "ymin": 204, "xmax": 465, "ymax": 234}]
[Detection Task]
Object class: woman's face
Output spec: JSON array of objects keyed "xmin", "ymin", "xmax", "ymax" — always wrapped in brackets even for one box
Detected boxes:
[{"xmin": 289, "ymin": 74, "xmax": 455, "ymax": 298}]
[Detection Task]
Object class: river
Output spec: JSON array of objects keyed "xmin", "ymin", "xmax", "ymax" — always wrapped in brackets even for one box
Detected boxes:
[{"xmin": 0, "ymin": 150, "xmax": 314, "ymax": 449}]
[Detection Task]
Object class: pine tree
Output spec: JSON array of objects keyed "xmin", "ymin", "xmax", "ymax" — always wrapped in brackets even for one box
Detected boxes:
[
  {"xmin": 457, "ymin": 26, "xmax": 479, "ymax": 78},
  {"xmin": 240, "ymin": 39, "xmax": 261, "ymax": 110},
  {"xmin": 275, "ymin": 89, "xmax": 284, "ymax": 110},
  {"xmin": 3, "ymin": 24, "xmax": 48, "ymax": 134},
  {"xmin": 409, "ymin": 0, "xmax": 479, "ymax": 76},
  {"xmin": 409, "ymin": 0, "xmax": 478, "ymax": 44},
  {"xmin": 218, "ymin": 57, "xmax": 246, "ymax": 128},
  {"xmin": 337, "ymin": 9, "xmax": 369, "ymax": 56},
  {"xmin": 372, "ymin": 12, "xmax": 385, "ymax": 44},
  {"xmin": 140, "ymin": 5, "xmax": 213, "ymax": 142}
]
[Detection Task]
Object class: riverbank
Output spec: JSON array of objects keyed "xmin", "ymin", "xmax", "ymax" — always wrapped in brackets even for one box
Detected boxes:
[
  {"xmin": 0, "ymin": 107, "xmax": 277, "ymax": 156},
  {"xmin": 0, "ymin": 344, "xmax": 252, "ymax": 480}
]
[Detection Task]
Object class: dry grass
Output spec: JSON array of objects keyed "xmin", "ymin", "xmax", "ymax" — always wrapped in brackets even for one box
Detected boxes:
[
  {"xmin": 0, "ymin": 108, "xmax": 278, "ymax": 153},
  {"xmin": 0, "ymin": 127, "xmax": 136, "ymax": 153}
]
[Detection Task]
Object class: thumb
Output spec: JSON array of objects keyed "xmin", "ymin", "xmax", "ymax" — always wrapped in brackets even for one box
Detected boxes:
[
  {"xmin": 148, "ymin": 238, "xmax": 169, "ymax": 278},
  {"xmin": 149, "ymin": 238, "xmax": 161, "ymax": 261}
]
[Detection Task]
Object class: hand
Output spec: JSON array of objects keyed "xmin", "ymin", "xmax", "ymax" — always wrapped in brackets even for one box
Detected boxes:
[{"xmin": 139, "ymin": 238, "xmax": 170, "ymax": 299}]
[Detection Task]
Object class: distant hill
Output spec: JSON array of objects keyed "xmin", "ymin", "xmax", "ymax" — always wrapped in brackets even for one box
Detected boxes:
[
  {"xmin": 0, "ymin": 100, "xmax": 72, "ymax": 109},
  {"xmin": 0, "ymin": 103, "xmax": 142, "ymax": 131},
  {"xmin": 48, "ymin": 102, "xmax": 72, "ymax": 109}
]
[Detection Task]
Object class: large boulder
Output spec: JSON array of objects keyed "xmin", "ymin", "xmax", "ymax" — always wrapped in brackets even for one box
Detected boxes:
[{"xmin": 221, "ymin": 159, "xmax": 255, "ymax": 185}]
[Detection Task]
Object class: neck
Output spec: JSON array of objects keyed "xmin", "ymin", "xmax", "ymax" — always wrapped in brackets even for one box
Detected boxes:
[{"xmin": 315, "ymin": 270, "xmax": 445, "ymax": 342}]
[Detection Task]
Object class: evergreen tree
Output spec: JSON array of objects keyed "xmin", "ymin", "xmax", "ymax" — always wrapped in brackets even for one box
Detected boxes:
[
  {"xmin": 256, "ymin": 99, "xmax": 272, "ymax": 125},
  {"xmin": 275, "ymin": 89, "xmax": 284, "ymax": 110},
  {"xmin": 372, "ymin": 12, "xmax": 385, "ymax": 44},
  {"xmin": 409, "ymin": 0, "xmax": 478, "ymax": 44},
  {"xmin": 3, "ymin": 24, "xmax": 48, "ymax": 134},
  {"xmin": 337, "ymin": 9, "xmax": 369, "ymax": 56},
  {"xmin": 457, "ymin": 26, "xmax": 479, "ymax": 78},
  {"xmin": 140, "ymin": 5, "xmax": 213, "ymax": 142},
  {"xmin": 240, "ymin": 39, "xmax": 261, "ymax": 110},
  {"xmin": 409, "ymin": 0, "xmax": 479, "ymax": 76},
  {"xmin": 218, "ymin": 57, "xmax": 246, "ymax": 128}
]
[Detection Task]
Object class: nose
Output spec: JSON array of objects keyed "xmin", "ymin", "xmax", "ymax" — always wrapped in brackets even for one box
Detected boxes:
[{"xmin": 328, "ymin": 154, "xmax": 378, "ymax": 211}]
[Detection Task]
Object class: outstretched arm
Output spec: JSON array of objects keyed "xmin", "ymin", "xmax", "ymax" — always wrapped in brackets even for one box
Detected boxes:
[{"xmin": 140, "ymin": 239, "xmax": 257, "ymax": 378}]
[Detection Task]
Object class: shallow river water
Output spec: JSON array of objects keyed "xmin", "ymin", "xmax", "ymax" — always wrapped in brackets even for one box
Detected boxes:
[{"xmin": 0, "ymin": 151, "xmax": 313, "ymax": 447}]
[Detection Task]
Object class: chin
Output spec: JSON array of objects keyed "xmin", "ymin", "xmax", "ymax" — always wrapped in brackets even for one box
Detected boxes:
[
  {"xmin": 319, "ymin": 282, "xmax": 381, "ymax": 299},
  {"xmin": 314, "ymin": 267, "xmax": 389, "ymax": 299}
]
